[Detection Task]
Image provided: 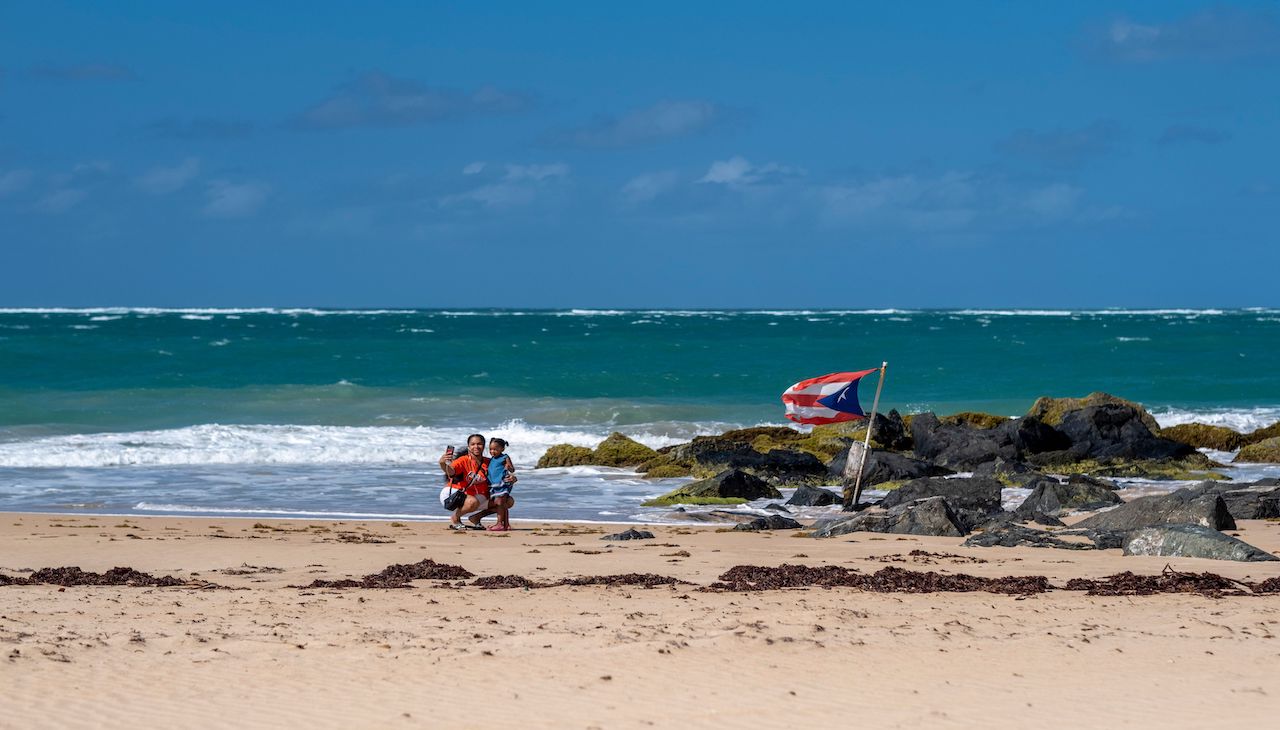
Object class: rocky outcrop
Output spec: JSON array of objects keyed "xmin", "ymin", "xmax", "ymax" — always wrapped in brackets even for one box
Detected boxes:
[
  {"xmin": 971, "ymin": 459, "xmax": 1047, "ymax": 487},
  {"xmin": 1013, "ymin": 478, "xmax": 1121, "ymax": 518},
  {"xmin": 1235, "ymin": 436, "xmax": 1280, "ymax": 464},
  {"xmin": 1122, "ymin": 525, "xmax": 1278, "ymax": 562},
  {"xmin": 785, "ymin": 484, "xmax": 841, "ymax": 507},
  {"xmin": 734, "ymin": 515, "xmax": 804, "ymax": 531},
  {"xmin": 536, "ymin": 433, "xmax": 656, "ymax": 469},
  {"xmin": 591, "ymin": 433, "xmax": 659, "ymax": 467},
  {"xmin": 1159, "ymin": 423, "xmax": 1246, "ymax": 452},
  {"xmin": 811, "ymin": 496, "xmax": 965, "ymax": 538},
  {"xmin": 1177, "ymin": 481, "xmax": 1280, "ymax": 520},
  {"xmin": 536, "ymin": 444, "xmax": 597, "ymax": 468},
  {"xmin": 1054, "ymin": 404, "xmax": 1196, "ymax": 462},
  {"xmin": 642, "ymin": 469, "xmax": 782, "ymax": 507},
  {"xmin": 910, "ymin": 413, "xmax": 1068, "ymax": 470},
  {"xmin": 661, "ymin": 509, "xmax": 762, "ymax": 524},
  {"xmin": 963, "ymin": 524, "xmax": 1099, "ymax": 550},
  {"xmin": 829, "ymin": 447, "xmax": 951, "ymax": 487},
  {"xmin": 1027, "ymin": 392, "xmax": 1161, "ymax": 431},
  {"xmin": 878, "ymin": 476, "xmax": 1004, "ymax": 531},
  {"xmin": 660, "ymin": 438, "xmax": 828, "ymax": 484},
  {"xmin": 601, "ymin": 528, "xmax": 654, "ymax": 541},
  {"xmin": 1072, "ymin": 488, "xmax": 1236, "ymax": 532}
]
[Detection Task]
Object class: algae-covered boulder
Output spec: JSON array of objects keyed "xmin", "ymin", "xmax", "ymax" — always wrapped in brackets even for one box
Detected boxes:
[
  {"xmin": 1235, "ymin": 437, "xmax": 1280, "ymax": 464},
  {"xmin": 637, "ymin": 461, "xmax": 694, "ymax": 478},
  {"xmin": 592, "ymin": 432, "xmax": 658, "ymax": 467},
  {"xmin": 1159, "ymin": 423, "xmax": 1245, "ymax": 452},
  {"xmin": 1012, "ymin": 478, "xmax": 1121, "ymax": 518},
  {"xmin": 940, "ymin": 412, "xmax": 1010, "ymax": 430},
  {"xmin": 536, "ymin": 444, "xmax": 596, "ymax": 468},
  {"xmin": 1243, "ymin": 421, "xmax": 1280, "ymax": 445},
  {"xmin": 811, "ymin": 496, "xmax": 966, "ymax": 538},
  {"xmin": 1027, "ymin": 392, "xmax": 1160, "ymax": 432},
  {"xmin": 642, "ymin": 469, "xmax": 782, "ymax": 507}
]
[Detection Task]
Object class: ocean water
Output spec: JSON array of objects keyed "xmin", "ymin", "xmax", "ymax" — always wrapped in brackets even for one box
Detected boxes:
[{"xmin": 1, "ymin": 308, "xmax": 1278, "ymax": 523}]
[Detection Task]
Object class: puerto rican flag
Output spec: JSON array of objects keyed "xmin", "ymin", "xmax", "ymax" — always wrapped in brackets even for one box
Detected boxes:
[{"xmin": 781, "ymin": 369, "xmax": 879, "ymax": 425}]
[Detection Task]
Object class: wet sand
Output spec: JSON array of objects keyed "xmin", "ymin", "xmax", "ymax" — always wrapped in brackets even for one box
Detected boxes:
[{"xmin": 2, "ymin": 512, "xmax": 1280, "ymax": 728}]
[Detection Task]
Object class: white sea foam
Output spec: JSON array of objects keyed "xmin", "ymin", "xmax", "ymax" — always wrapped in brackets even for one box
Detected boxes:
[
  {"xmin": 1151, "ymin": 407, "xmax": 1280, "ymax": 434},
  {"xmin": 0, "ymin": 420, "xmax": 710, "ymax": 469}
]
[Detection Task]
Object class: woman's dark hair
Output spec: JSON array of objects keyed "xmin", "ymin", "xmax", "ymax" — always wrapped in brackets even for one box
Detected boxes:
[
  {"xmin": 489, "ymin": 437, "xmax": 508, "ymax": 448},
  {"xmin": 467, "ymin": 433, "xmax": 485, "ymax": 445}
]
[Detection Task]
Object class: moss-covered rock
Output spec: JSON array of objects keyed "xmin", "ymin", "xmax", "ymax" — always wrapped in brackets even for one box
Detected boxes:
[
  {"xmin": 1036, "ymin": 455, "xmax": 1229, "ymax": 482},
  {"xmin": 591, "ymin": 432, "xmax": 658, "ymax": 467},
  {"xmin": 535, "ymin": 444, "xmax": 596, "ymax": 468},
  {"xmin": 1159, "ymin": 423, "xmax": 1246, "ymax": 451},
  {"xmin": 1027, "ymin": 392, "xmax": 1160, "ymax": 431},
  {"xmin": 716, "ymin": 426, "xmax": 805, "ymax": 443},
  {"xmin": 1235, "ymin": 437, "xmax": 1280, "ymax": 464},
  {"xmin": 640, "ymin": 463, "xmax": 694, "ymax": 478},
  {"xmin": 1243, "ymin": 422, "xmax": 1280, "ymax": 446},
  {"xmin": 641, "ymin": 469, "xmax": 781, "ymax": 507},
  {"xmin": 940, "ymin": 412, "xmax": 1009, "ymax": 430}
]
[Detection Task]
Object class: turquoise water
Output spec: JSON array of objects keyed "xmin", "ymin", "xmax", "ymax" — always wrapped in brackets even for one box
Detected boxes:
[{"xmin": 1, "ymin": 308, "xmax": 1277, "ymax": 521}]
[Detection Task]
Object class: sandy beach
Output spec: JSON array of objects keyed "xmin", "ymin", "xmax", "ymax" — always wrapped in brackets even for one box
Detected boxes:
[{"xmin": 1, "ymin": 513, "xmax": 1278, "ymax": 728}]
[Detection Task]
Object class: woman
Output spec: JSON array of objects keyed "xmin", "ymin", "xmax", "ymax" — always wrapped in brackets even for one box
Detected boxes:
[{"xmin": 439, "ymin": 433, "xmax": 491, "ymax": 531}]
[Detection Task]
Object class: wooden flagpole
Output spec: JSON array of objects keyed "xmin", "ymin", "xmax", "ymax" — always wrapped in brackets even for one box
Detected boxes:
[{"xmin": 849, "ymin": 361, "xmax": 888, "ymax": 511}]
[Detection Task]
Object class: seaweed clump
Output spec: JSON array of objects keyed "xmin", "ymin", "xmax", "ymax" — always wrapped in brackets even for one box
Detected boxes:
[
  {"xmin": 704, "ymin": 564, "xmax": 1049, "ymax": 595},
  {"xmin": 0, "ymin": 566, "xmax": 206, "ymax": 588},
  {"xmin": 1064, "ymin": 567, "xmax": 1253, "ymax": 597},
  {"xmin": 294, "ymin": 558, "xmax": 474, "ymax": 589}
]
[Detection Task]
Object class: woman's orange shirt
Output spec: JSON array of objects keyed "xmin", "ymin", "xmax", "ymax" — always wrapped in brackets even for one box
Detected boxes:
[{"xmin": 449, "ymin": 454, "xmax": 491, "ymax": 497}]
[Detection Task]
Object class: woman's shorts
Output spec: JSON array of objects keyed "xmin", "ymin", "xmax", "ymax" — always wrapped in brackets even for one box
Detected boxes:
[{"xmin": 439, "ymin": 486, "xmax": 489, "ymax": 512}]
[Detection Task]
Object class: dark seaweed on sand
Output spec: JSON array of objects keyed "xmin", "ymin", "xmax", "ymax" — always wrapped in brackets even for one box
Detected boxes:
[
  {"xmin": 0, "ymin": 566, "xmax": 207, "ymax": 588},
  {"xmin": 705, "ymin": 564, "xmax": 1051, "ymax": 595},
  {"xmin": 292, "ymin": 558, "xmax": 474, "ymax": 589},
  {"xmin": 1064, "ymin": 567, "xmax": 1255, "ymax": 597},
  {"xmin": 473, "ymin": 573, "xmax": 690, "ymax": 590}
]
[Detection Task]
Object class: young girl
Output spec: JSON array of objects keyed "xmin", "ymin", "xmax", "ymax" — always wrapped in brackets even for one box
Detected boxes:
[{"xmin": 481, "ymin": 438, "xmax": 517, "ymax": 531}]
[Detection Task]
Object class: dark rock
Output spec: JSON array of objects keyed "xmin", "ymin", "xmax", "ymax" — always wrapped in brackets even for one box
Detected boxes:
[
  {"xmin": 978, "ymin": 511, "xmax": 1065, "ymax": 529},
  {"xmin": 1066, "ymin": 473, "xmax": 1120, "ymax": 491},
  {"xmin": 601, "ymin": 528, "xmax": 655, "ymax": 541},
  {"xmin": 830, "ymin": 447, "xmax": 952, "ymax": 487},
  {"xmin": 785, "ymin": 484, "xmax": 841, "ymax": 507},
  {"xmin": 733, "ymin": 515, "xmax": 804, "ymax": 531},
  {"xmin": 661, "ymin": 510, "xmax": 762, "ymax": 524},
  {"xmin": 963, "ymin": 524, "xmax": 1123, "ymax": 550},
  {"xmin": 963, "ymin": 524, "xmax": 1096, "ymax": 550},
  {"xmin": 910, "ymin": 412, "xmax": 1014, "ymax": 469},
  {"xmin": 1176, "ymin": 481, "xmax": 1280, "ymax": 521},
  {"xmin": 1013, "ymin": 478, "xmax": 1122, "ymax": 518},
  {"xmin": 812, "ymin": 496, "xmax": 966, "ymax": 538},
  {"xmin": 643, "ymin": 469, "xmax": 782, "ymax": 506},
  {"xmin": 869, "ymin": 409, "xmax": 912, "ymax": 451},
  {"xmin": 1122, "ymin": 525, "xmax": 1279, "ymax": 562},
  {"xmin": 972, "ymin": 458, "xmax": 1046, "ymax": 487},
  {"xmin": 1055, "ymin": 404, "xmax": 1196, "ymax": 462},
  {"xmin": 1073, "ymin": 488, "xmax": 1236, "ymax": 532},
  {"xmin": 764, "ymin": 503, "xmax": 791, "ymax": 512},
  {"xmin": 878, "ymin": 476, "xmax": 1004, "ymax": 532},
  {"xmin": 667, "ymin": 437, "xmax": 827, "ymax": 484},
  {"xmin": 993, "ymin": 416, "xmax": 1072, "ymax": 456}
]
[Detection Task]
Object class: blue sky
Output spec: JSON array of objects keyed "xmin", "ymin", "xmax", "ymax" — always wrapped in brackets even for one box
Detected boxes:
[{"xmin": 2, "ymin": 1, "xmax": 1278, "ymax": 308}]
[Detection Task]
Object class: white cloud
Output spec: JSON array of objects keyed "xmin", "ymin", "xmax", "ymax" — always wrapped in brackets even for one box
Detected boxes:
[
  {"xmin": 439, "ymin": 162, "xmax": 569, "ymax": 209},
  {"xmin": 137, "ymin": 157, "xmax": 201, "ymax": 194},
  {"xmin": 503, "ymin": 163, "xmax": 569, "ymax": 182},
  {"xmin": 35, "ymin": 188, "xmax": 87, "ymax": 213},
  {"xmin": 1024, "ymin": 183, "xmax": 1082, "ymax": 218},
  {"xmin": 698, "ymin": 156, "xmax": 802, "ymax": 186},
  {"xmin": 0, "ymin": 169, "xmax": 33, "ymax": 197},
  {"xmin": 204, "ymin": 180, "xmax": 271, "ymax": 218},
  {"xmin": 620, "ymin": 171, "xmax": 682, "ymax": 205},
  {"xmin": 555, "ymin": 99, "xmax": 720, "ymax": 147},
  {"xmin": 462, "ymin": 162, "xmax": 486, "ymax": 175}
]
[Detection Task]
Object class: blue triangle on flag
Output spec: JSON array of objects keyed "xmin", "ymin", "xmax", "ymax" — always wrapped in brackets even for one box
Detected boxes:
[{"xmin": 816, "ymin": 382, "xmax": 865, "ymax": 416}]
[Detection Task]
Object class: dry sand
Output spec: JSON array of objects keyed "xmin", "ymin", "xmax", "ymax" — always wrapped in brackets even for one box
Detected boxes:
[{"xmin": 2, "ymin": 512, "xmax": 1280, "ymax": 729}]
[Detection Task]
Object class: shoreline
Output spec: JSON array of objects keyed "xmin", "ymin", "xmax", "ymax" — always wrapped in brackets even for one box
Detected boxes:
[{"xmin": 4, "ymin": 512, "xmax": 1280, "ymax": 727}]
